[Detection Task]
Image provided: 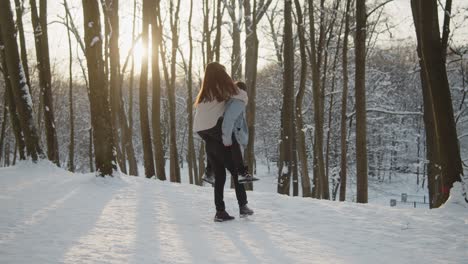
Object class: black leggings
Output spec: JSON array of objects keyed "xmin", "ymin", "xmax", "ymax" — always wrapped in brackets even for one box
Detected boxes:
[{"xmin": 198, "ymin": 119, "xmax": 248, "ymax": 211}]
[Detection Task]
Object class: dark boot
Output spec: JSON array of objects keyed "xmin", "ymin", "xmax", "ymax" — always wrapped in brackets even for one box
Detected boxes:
[
  {"xmin": 239, "ymin": 205, "xmax": 254, "ymax": 217},
  {"xmin": 214, "ymin": 210, "xmax": 235, "ymax": 222}
]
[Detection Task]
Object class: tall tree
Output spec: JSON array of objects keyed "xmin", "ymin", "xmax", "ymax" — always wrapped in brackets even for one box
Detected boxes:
[
  {"xmin": 325, "ymin": 2, "xmax": 344, "ymax": 200},
  {"xmin": 411, "ymin": 0, "xmax": 462, "ymax": 208},
  {"xmin": 308, "ymin": 0, "xmax": 328, "ymax": 199},
  {"xmin": 277, "ymin": 0, "xmax": 295, "ymax": 195},
  {"xmin": 0, "ymin": 1, "xmax": 43, "ymax": 161},
  {"xmin": 151, "ymin": 0, "xmax": 167, "ymax": 180},
  {"xmin": 0, "ymin": 30, "xmax": 26, "ymax": 161},
  {"xmin": 167, "ymin": 0, "xmax": 182, "ymax": 182},
  {"xmin": 0, "ymin": 97, "xmax": 7, "ymax": 164},
  {"xmin": 82, "ymin": 0, "xmax": 116, "ymax": 176},
  {"xmin": 243, "ymin": 0, "xmax": 273, "ymax": 191},
  {"xmin": 185, "ymin": 0, "xmax": 199, "ymax": 185},
  {"xmin": 14, "ymin": 0, "xmax": 31, "ymax": 94},
  {"xmin": 223, "ymin": 0, "xmax": 243, "ymax": 79},
  {"xmin": 64, "ymin": 1, "xmax": 75, "ymax": 172},
  {"xmin": 139, "ymin": 0, "xmax": 156, "ymax": 178},
  {"xmin": 293, "ymin": 0, "xmax": 312, "ymax": 197},
  {"xmin": 104, "ymin": 0, "xmax": 127, "ymax": 173},
  {"xmin": 116, "ymin": 0, "xmax": 139, "ymax": 176},
  {"xmin": 29, "ymin": 0, "xmax": 59, "ymax": 165},
  {"xmin": 355, "ymin": 0, "xmax": 368, "ymax": 203},
  {"xmin": 339, "ymin": 0, "xmax": 352, "ymax": 201}
]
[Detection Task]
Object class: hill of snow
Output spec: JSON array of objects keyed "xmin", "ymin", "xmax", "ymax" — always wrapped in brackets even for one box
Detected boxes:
[{"xmin": 1, "ymin": 161, "xmax": 467, "ymax": 263}]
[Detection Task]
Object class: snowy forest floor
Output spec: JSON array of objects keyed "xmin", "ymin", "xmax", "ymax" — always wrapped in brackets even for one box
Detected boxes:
[{"xmin": 0, "ymin": 161, "xmax": 467, "ymax": 264}]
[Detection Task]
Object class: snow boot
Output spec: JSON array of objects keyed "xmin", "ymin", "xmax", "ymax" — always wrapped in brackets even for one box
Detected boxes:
[
  {"xmin": 202, "ymin": 166, "xmax": 215, "ymax": 185},
  {"xmin": 202, "ymin": 173, "xmax": 215, "ymax": 185},
  {"xmin": 239, "ymin": 205, "xmax": 254, "ymax": 217},
  {"xmin": 238, "ymin": 172, "xmax": 259, "ymax": 184},
  {"xmin": 214, "ymin": 210, "xmax": 235, "ymax": 222}
]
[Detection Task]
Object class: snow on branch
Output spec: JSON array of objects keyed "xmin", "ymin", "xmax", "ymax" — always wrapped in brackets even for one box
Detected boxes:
[{"xmin": 347, "ymin": 108, "xmax": 423, "ymax": 118}]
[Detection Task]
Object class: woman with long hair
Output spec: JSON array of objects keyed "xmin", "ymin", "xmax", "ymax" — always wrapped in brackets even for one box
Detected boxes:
[{"xmin": 194, "ymin": 62, "xmax": 254, "ymax": 222}]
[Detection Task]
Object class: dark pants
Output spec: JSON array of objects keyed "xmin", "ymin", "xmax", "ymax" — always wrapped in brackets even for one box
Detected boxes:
[
  {"xmin": 198, "ymin": 119, "xmax": 248, "ymax": 211},
  {"xmin": 205, "ymin": 137, "xmax": 248, "ymax": 176}
]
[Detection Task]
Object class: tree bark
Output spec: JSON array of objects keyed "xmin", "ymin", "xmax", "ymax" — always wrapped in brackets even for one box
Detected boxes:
[
  {"xmin": 139, "ymin": 0, "xmax": 156, "ymax": 178},
  {"xmin": 0, "ymin": 3, "xmax": 42, "ymax": 161},
  {"xmin": 277, "ymin": 0, "xmax": 295, "ymax": 196},
  {"xmin": 294, "ymin": 0, "xmax": 312, "ymax": 197},
  {"xmin": 105, "ymin": 0, "xmax": 127, "ymax": 174},
  {"xmin": 308, "ymin": 0, "xmax": 327, "ymax": 199},
  {"xmin": 339, "ymin": 0, "xmax": 350, "ymax": 200},
  {"xmin": 14, "ymin": 0, "xmax": 31, "ymax": 94},
  {"xmin": 339, "ymin": 0, "xmax": 350, "ymax": 197},
  {"xmin": 226, "ymin": 0, "xmax": 242, "ymax": 79},
  {"xmin": 186, "ymin": 0, "xmax": 198, "ymax": 185},
  {"xmin": 168, "ymin": 0, "xmax": 182, "ymax": 182},
  {"xmin": 0, "ymin": 98, "xmax": 7, "ymax": 164},
  {"xmin": 65, "ymin": 2, "xmax": 75, "ymax": 172},
  {"xmin": 82, "ymin": 0, "xmax": 116, "ymax": 176},
  {"xmin": 411, "ymin": 0, "xmax": 462, "ymax": 208},
  {"xmin": 151, "ymin": 0, "xmax": 167, "ymax": 180},
  {"xmin": 355, "ymin": 0, "xmax": 368, "ymax": 203},
  {"xmin": 1, "ymin": 32, "xmax": 26, "ymax": 161},
  {"xmin": 30, "ymin": 0, "xmax": 59, "ymax": 165}
]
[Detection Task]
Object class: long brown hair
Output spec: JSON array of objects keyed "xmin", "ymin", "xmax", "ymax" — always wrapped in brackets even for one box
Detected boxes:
[{"xmin": 195, "ymin": 62, "xmax": 238, "ymax": 105}]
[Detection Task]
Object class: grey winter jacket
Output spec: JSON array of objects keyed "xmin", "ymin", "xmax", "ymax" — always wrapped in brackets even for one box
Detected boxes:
[{"xmin": 222, "ymin": 98, "xmax": 248, "ymax": 146}]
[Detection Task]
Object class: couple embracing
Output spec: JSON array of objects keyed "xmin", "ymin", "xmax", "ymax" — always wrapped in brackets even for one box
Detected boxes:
[{"xmin": 193, "ymin": 62, "xmax": 257, "ymax": 222}]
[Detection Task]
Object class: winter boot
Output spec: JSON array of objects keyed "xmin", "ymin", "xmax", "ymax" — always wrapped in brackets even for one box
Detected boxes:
[
  {"xmin": 202, "ymin": 167, "xmax": 215, "ymax": 185},
  {"xmin": 214, "ymin": 210, "xmax": 235, "ymax": 222},
  {"xmin": 202, "ymin": 174, "xmax": 215, "ymax": 185},
  {"xmin": 238, "ymin": 171, "xmax": 259, "ymax": 184},
  {"xmin": 239, "ymin": 205, "xmax": 254, "ymax": 217}
]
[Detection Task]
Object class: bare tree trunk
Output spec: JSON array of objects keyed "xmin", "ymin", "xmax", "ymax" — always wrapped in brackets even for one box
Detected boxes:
[
  {"xmin": 244, "ymin": 0, "xmax": 256, "ymax": 191},
  {"xmin": 198, "ymin": 141, "xmax": 206, "ymax": 184},
  {"xmin": 186, "ymin": 0, "xmax": 198, "ymax": 185},
  {"xmin": 1, "ymin": 35, "xmax": 26, "ymax": 161},
  {"xmin": 265, "ymin": 2, "xmax": 283, "ymax": 67},
  {"xmin": 308, "ymin": 0, "xmax": 327, "ymax": 199},
  {"xmin": 294, "ymin": 0, "xmax": 312, "ymax": 197},
  {"xmin": 104, "ymin": 0, "xmax": 127, "ymax": 174},
  {"xmin": 224, "ymin": 0, "xmax": 242, "ymax": 79},
  {"xmin": 242, "ymin": 0, "xmax": 273, "ymax": 191},
  {"xmin": 121, "ymin": 0, "xmax": 138, "ymax": 176},
  {"xmin": 339, "ymin": 0, "xmax": 352, "ymax": 202},
  {"xmin": 29, "ymin": 0, "xmax": 59, "ymax": 165},
  {"xmin": 411, "ymin": 0, "xmax": 462, "ymax": 208},
  {"xmin": 214, "ymin": 0, "xmax": 222, "ymax": 62},
  {"xmin": 82, "ymin": 0, "xmax": 116, "ymax": 176},
  {"xmin": 151, "ymin": 0, "xmax": 166, "ymax": 181},
  {"xmin": 14, "ymin": 0, "xmax": 31, "ymax": 94},
  {"xmin": 5, "ymin": 142, "xmax": 11, "ymax": 166},
  {"xmin": 65, "ymin": 2, "xmax": 75, "ymax": 172},
  {"xmin": 0, "ymin": 98, "xmax": 6, "ymax": 165},
  {"xmin": 326, "ymin": 9, "xmax": 344, "ymax": 198},
  {"xmin": 355, "ymin": 0, "xmax": 368, "ymax": 203},
  {"xmin": 89, "ymin": 127, "xmax": 94, "ymax": 172},
  {"xmin": 167, "ymin": 0, "xmax": 182, "ymax": 182},
  {"xmin": 277, "ymin": 0, "xmax": 294, "ymax": 196},
  {"xmin": 0, "ymin": 3, "xmax": 42, "ymax": 161},
  {"xmin": 139, "ymin": 0, "xmax": 156, "ymax": 178}
]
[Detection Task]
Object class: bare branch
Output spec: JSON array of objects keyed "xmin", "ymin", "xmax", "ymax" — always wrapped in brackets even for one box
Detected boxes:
[{"xmin": 366, "ymin": 0, "xmax": 393, "ymax": 18}]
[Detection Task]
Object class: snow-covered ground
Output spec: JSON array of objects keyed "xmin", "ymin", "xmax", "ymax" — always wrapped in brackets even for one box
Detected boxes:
[{"xmin": 1, "ymin": 161, "xmax": 467, "ymax": 264}]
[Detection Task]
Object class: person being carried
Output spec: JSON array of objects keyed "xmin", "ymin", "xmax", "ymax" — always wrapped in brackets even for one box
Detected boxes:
[
  {"xmin": 202, "ymin": 81, "xmax": 258, "ymax": 185},
  {"xmin": 194, "ymin": 62, "xmax": 254, "ymax": 222}
]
